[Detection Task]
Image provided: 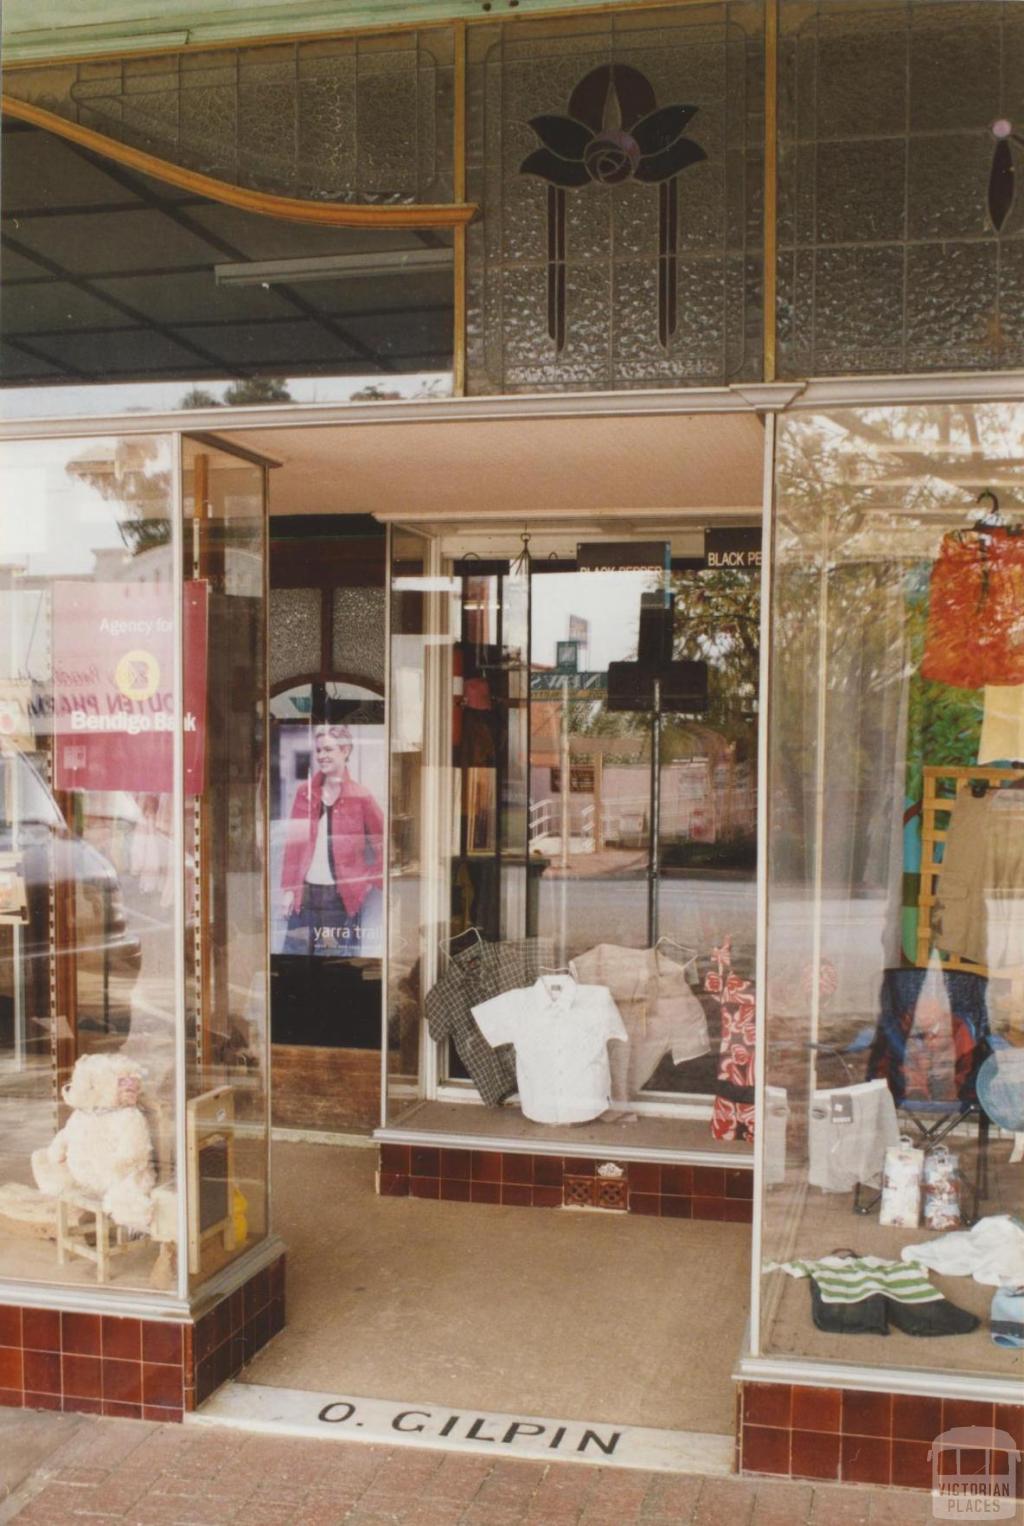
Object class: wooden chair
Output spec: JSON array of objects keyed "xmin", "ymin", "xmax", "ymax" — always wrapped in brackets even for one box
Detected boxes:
[
  {"xmin": 186, "ymin": 1085, "xmax": 237, "ymax": 1276},
  {"xmin": 56, "ymin": 1189, "xmax": 132, "ymax": 1283}
]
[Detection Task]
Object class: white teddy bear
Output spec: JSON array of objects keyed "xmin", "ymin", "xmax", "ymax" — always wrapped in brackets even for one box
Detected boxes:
[{"xmin": 32, "ymin": 1053, "xmax": 155, "ymax": 1235}]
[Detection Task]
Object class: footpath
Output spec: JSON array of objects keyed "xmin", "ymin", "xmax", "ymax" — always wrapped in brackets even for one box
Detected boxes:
[{"xmin": 0, "ymin": 1408, "xmax": 950, "ymax": 1524}]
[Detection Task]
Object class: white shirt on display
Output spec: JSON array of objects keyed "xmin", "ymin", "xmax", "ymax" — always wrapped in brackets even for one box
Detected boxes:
[{"xmin": 472, "ymin": 974, "xmax": 628, "ymax": 1125}]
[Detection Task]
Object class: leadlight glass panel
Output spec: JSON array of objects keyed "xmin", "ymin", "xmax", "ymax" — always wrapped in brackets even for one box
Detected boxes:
[
  {"xmin": 466, "ymin": 3, "xmax": 764, "ymax": 394},
  {"xmin": 777, "ymin": 0, "xmax": 1024, "ymax": 377},
  {"xmin": 269, "ymin": 588, "xmax": 321, "ymax": 689},
  {"xmin": 4, "ymin": 31, "xmax": 454, "ymax": 206},
  {"xmin": 332, "ymin": 586, "xmax": 386, "ymax": 687}
]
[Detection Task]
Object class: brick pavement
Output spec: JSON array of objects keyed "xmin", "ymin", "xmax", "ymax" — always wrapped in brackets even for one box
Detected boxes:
[{"xmin": 0, "ymin": 1411, "xmax": 973, "ymax": 1525}]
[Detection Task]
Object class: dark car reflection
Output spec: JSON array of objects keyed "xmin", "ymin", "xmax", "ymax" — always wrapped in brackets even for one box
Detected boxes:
[{"xmin": 0, "ymin": 748, "xmax": 142, "ymax": 1050}]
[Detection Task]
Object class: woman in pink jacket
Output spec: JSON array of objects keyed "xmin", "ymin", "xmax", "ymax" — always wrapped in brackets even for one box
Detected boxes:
[{"xmin": 280, "ymin": 724, "xmax": 384, "ymax": 956}]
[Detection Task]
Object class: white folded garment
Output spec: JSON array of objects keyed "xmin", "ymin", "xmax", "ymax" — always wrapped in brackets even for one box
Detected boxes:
[
  {"xmin": 808, "ymin": 1077, "xmax": 900, "ymax": 1193},
  {"xmin": 901, "ymin": 1214, "xmax": 1024, "ymax": 1287}
]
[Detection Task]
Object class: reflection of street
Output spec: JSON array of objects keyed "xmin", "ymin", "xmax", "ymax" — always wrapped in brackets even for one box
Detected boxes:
[
  {"xmin": 392, "ymin": 877, "xmax": 896, "ymax": 1018},
  {"xmin": 389, "ymin": 874, "xmax": 757, "ymax": 967},
  {"xmin": 537, "ymin": 872, "xmax": 757, "ymax": 961}
]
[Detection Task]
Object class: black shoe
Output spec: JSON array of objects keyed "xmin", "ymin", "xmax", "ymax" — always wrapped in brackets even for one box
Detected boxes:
[
  {"xmin": 884, "ymin": 1295, "xmax": 979, "ymax": 1337},
  {"xmin": 810, "ymin": 1282, "xmax": 889, "ymax": 1334}
]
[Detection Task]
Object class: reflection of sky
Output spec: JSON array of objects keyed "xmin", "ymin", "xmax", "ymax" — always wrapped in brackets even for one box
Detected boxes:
[
  {"xmin": 0, "ymin": 438, "xmax": 168, "ymax": 579},
  {"xmin": 531, "ymin": 570, "xmax": 655, "ymax": 671}
]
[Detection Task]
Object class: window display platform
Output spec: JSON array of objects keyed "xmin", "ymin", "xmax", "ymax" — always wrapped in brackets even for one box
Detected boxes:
[
  {"xmin": 239, "ymin": 1141, "xmax": 750, "ymax": 1434},
  {"xmin": 379, "ymin": 1100, "xmax": 753, "ymax": 1162},
  {"xmin": 760, "ymin": 1137, "xmax": 1022, "ymax": 1381}
]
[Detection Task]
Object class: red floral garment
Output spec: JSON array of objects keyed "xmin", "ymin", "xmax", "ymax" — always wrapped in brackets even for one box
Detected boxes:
[
  {"xmin": 922, "ymin": 528, "xmax": 1024, "ymax": 688},
  {"xmin": 705, "ymin": 936, "xmax": 756, "ymax": 1142}
]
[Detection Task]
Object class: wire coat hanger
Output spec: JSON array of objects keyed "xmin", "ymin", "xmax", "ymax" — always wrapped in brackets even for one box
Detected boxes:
[
  {"xmin": 974, "ymin": 488, "xmax": 1006, "ymax": 529},
  {"xmin": 439, "ymin": 926, "xmax": 485, "ymax": 957},
  {"xmin": 654, "ymin": 933, "xmax": 698, "ymax": 964}
]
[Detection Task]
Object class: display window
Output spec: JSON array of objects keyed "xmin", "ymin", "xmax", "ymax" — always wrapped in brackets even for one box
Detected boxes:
[
  {"xmin": 386, "ymin": 517, "xmax": 761, "ymax": 1149},
  {"xmin": 0, "ymin": 431, "xmax": 269, "ymax": 1300},
  {"xmin": 756, "ymin": 400, "xmax": 1024, "ymax": 1383}
]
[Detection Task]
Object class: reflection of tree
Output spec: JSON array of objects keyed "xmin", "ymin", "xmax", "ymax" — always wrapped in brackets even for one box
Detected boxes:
[
  {"xmin": 224, "ymin": 377, "xmax": 292, "ymax": 405},
  {"xmin": 670, "ymin": 568, "xmax": 759, "ymax": 742},
  {"xmin": 904, "ymin": 580, "xmax": 981, "ymax": 809},
  {"xmin": 769, "ymin": 405, "xmax": 1003, "ymax": 888},
  {"xmin": 181, "ymin": 387, "xmax": 220, "ymax": 409},
  {"xmin": 179, "ymin": 377, "xmax": 294, "ymax": 408},
  {"xmin": 64, "ymin": 438, "xmax": 171, "ymax": 559},
  {"xmin": 569, "ymin": 568, "xmax": 760, "ymax": 762},
  {"xmin": 349, "ymin": 384, "xmax": 404, "ymax": 402}
]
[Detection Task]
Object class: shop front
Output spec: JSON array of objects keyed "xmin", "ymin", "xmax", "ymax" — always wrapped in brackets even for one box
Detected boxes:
[
  {"xmin": 0, "ymin": 429, "xmax": 279, "ymax": 1418},
  {"xmin": 0, "ymin": 0, "xmax": 1022, "ymax": 1496}
]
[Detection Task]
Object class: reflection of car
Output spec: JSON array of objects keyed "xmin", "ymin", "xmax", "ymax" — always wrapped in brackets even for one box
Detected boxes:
[{"xmin": 0, "ymin": 748, "xmax": 142, "ymax": 1047}]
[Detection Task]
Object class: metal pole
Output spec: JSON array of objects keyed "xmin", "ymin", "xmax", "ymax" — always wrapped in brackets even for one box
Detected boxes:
[{"xmin": 648, "ymin": 676, "xmax": 661, "ymax": 943}]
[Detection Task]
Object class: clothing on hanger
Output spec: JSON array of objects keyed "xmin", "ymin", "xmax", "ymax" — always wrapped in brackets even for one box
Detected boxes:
[
  {"xmin": 922, "ymin": 526, "xmax": 1024, "ymax": 689},
  {"xmin": 931, "ymin": 787, "xmax": 1024, "ymax": 970},
  {"xmin": 472, "ymin": 976, "xmax": 627, "ymax": 1125},
  {"xmin": 705, "ymin": 937, "xmax": 756, "ymax": 1142},
  {"xmin": 424, "ymin": 937, "xmax": 554, "ymax": 1105},
  {"xmin": 569, "ymin": 943, "xmax": 710, "ymax": 1103},
  {"xmin": 978, "ymin": 685, "xmax": 1024, "ymax": 765},
  {"xmin": 768, "ymin": 1252, "xmax": 943, "ymax": 1305}
]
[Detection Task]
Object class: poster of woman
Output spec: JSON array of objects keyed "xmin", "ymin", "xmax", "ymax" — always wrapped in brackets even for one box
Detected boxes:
[{"xmin": 276, "ymin": 722, "xmax": 384, "ymax": 958}]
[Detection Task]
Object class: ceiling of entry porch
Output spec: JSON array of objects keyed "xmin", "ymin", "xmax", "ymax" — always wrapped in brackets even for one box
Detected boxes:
[{"xmin": 220, "ymin": 406, "xmax": 766, "ymax": 524}]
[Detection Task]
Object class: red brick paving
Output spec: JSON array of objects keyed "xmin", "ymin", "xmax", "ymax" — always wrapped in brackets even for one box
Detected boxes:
[{"xmin": 1, "ymin": 1413, "xmax": 1008, "ymax": 1525}]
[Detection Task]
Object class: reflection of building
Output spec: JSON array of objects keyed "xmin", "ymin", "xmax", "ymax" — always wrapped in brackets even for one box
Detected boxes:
[{"xmin": 0, "ymin": 0, "xmax": 1021, "ymax": 1501}]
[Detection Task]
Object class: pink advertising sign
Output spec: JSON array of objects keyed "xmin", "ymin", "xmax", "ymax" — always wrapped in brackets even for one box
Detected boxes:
[{"xmin": 53, "ymin": 580, "xmax": 207, "ymax": 794}]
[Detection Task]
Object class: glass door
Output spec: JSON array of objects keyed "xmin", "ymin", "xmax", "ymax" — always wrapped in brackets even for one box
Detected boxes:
[{"xmin": 385, "ymin": 521, "xmax": 761, "ymax": 1132}]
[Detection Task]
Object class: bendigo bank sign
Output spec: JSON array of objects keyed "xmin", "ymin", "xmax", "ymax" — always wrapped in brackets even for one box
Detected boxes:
[{"xmin": 53, "ymin": 580, "xmax": 207, "ymax": 793}]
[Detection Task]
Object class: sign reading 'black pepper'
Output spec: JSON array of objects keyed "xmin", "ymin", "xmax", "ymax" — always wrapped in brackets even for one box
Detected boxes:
[{"xmin": 704, "ymin": 527, "xmax": 762, "ymax": 570}]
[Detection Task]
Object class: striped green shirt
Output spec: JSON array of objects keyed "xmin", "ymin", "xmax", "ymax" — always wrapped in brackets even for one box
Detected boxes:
[{"xmin": 765, "ymin": 1255, "xmax": 942, "ymax": 1304}]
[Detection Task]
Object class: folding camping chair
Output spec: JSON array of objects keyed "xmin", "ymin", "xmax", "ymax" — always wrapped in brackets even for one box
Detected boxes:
[{"xmin": 857, "ymin": 965, "xmax": 993, "ymax": 1223}]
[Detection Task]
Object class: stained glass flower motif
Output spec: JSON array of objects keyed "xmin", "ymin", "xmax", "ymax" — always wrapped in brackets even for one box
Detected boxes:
[
  {"xmin": 520, "ymin": 64, "xmax": 706, "ymax": 351},
  {"xmin": 988, "ymin": 118, "xmax": 1023, "ymax": 233}
]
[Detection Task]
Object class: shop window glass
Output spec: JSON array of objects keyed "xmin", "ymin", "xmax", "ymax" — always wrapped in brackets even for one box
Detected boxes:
[
  {"xmin": 466, "ymin": 2, "xmax": 764, "ymax": 393},
  {"xmin": 181, "ymin": 439, "xmax": 269, "ymax": 1290},
  {"xmin": 777, "ymin": 0, "xmax": 1024, "ymax": 377},
  {"xmin": 266, "ymin": 522, "xmax": 387, "ymax": 1079},
  {"xmin": 0, "ymin": 116, "xmax": 454, "ymax": 418},
  {"xmin": 386, "ymin": 521, "xmax": 761, "ymax": 1147},
  {"xmin": 269, "ymin": 679, "xmax": 385, "ymax": 1051},
  {"xmin": 759, "ymin": 401, "xmax": 1024, "ymax": 1380},
  {"xmin": 0, "ymin": 433, "xmax": 182, "ymax": 1293},
  {"xmin": 3, "ymin": 32, "xmax": 454, "ymax": 206}
]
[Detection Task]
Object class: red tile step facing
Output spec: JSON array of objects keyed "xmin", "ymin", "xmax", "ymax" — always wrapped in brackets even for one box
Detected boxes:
[
  {"xmin": 740, "ymin": 1382, "xmax": 1024, "ymax": 1495},
  {"xmin": 377, "ymin": 1145, "xmax": 753, "ymax": 1222},
  {"xmin": 0, "ymin": 1252, "xmax": 284, "ymax": 1422}
]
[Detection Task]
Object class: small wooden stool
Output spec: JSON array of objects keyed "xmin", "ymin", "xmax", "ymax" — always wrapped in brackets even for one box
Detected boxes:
[{"xmin": 56, "ymin": 1190, "xmax": 132, "ymax": 1283}]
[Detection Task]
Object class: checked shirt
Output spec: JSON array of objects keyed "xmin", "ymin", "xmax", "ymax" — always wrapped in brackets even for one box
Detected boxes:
[{"xmin": 425, "ymin": 937, "xmax": 554, "ymax": 1104}]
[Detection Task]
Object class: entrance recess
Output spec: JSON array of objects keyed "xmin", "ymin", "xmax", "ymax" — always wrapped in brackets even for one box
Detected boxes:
[{"xmin": 197, "ymin": 398, "xmax": 768, "ymax": 1452}]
